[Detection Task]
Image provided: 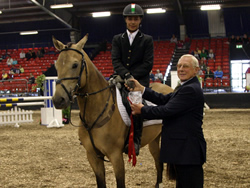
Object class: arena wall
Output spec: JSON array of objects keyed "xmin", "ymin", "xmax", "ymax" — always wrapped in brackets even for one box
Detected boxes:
[{"xmin": 204, "ymin": 93, "xmax": 250, "ymax": 108}]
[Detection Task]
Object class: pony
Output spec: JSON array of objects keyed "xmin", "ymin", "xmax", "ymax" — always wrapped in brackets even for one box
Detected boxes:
[{"xmin": 52, "ymin": 34, "xmax": 173, "ymax": 188}]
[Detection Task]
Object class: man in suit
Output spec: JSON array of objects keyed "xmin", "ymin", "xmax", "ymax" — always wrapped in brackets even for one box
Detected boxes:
[
  {"xmin": 111, "ymin": 3, "xmax": 154, "ymax": 155},
  {"xmin": 126, "ymin": 54, "xmax": 206, "ymax": 188}
]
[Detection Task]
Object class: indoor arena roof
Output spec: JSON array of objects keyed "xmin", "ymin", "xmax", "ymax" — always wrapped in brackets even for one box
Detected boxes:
[{"xmin": 0, "ymin": 0, "xmax": 250, "ymax": 31}]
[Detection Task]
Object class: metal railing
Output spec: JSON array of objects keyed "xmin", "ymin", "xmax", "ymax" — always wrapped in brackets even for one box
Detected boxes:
[{"xmin": 0, "ymin": 79, "xmax": 29, "ymax": 94}]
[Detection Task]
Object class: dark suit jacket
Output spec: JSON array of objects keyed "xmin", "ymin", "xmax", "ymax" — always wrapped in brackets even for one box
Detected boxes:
[
  {"xmin": 141, "ymin": 76, "xmax": 206, "ymax": 165},
  {"xmin": 111, "ymin": 30, "xmax": 154, "ymax": 87}
]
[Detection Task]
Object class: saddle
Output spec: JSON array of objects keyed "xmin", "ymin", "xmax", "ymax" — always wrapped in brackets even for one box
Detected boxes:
[
  {"xmin": 109, "ymin": 75, "xmax": 162, "ymax": 127},
  {"xmin": 108, "ymin": 74, "xmax": 146, "ymax": 116}
]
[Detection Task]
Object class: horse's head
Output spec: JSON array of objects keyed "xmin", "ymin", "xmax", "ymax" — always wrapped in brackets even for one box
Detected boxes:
[{"xmin": 52, "ymin": 34, "xmax": 88, "ymax": 109}]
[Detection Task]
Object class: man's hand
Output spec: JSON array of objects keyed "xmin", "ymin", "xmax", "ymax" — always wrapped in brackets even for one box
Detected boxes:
[
  {"xmin": 125, "ymin": 78, "xmax": 145, "ymax": 93},
  {"xmin": 131, "ymin": 103, "xmax": 144, "ymax": 115}
]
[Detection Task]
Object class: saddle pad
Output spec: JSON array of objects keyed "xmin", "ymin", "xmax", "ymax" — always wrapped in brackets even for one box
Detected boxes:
[{"xmin": 115, "ymin": 87, "xmax": 162, "ymax": 127}]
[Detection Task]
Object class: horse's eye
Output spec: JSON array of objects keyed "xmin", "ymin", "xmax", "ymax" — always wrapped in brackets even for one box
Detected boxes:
[{"xmin": 72, "ymin": 63, "xmax": 78, "ymax": 69}]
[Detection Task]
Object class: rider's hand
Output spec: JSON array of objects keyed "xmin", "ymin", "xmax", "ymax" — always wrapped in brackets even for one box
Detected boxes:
[
  {"xmin": 125, "ymin": 78, "xmax": 145, "ymax": 93},
  {"xmin": 124, "ymin": 73, "xmax": 135, "ymax": 89}
]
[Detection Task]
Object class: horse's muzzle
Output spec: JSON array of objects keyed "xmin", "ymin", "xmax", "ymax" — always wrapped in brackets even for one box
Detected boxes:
[{"xmin": 52, "ymin": 95, "xmax": 70, "ymax": 109}]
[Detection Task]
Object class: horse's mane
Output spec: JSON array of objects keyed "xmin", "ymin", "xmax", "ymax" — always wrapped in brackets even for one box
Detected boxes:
[{"xmin": 65, "ymin": 42, "xmax": 74, "ymax": 48}]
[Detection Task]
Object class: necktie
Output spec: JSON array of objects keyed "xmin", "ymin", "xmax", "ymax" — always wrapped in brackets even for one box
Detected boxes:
[{"xmin": 129, "ymin": 34, "xmax": 133, "ymax": 45}]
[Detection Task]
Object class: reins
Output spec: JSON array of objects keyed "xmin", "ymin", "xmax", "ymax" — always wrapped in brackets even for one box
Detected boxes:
[{"xmin": 57, "ymin": 47, "xmax": 116, "ymax": 162}]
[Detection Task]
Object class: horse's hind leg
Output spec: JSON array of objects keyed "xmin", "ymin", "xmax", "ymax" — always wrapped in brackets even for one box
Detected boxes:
[
  {"xmin": 148, "ymin": 134, "xmax": 163, "ymax": 188},
  {"xmin": 109, "ymin": 151, "xmax": 126, "ymax": 188},
  {"xmin": 87, "ymin": 152, "xmax": 106, "ymax": 188}
]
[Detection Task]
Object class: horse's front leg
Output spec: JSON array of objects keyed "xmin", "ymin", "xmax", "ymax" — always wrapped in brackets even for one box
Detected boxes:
[
  {"xmin": 86, "ymin": 151, "xmax": 106, "ymax": 188},
  {"xmin": 109, "ymin": 151, "xmax": 126, "ymax": 188}
]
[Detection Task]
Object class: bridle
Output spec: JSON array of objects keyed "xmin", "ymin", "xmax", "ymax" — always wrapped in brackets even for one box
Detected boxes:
[
  {"xmin": 56, "ymin": 48, "xmax": 87, "ymax": 103},
  {"xmin": 56, "ymin": 47, "xmax": 115, "ymax": 161}
]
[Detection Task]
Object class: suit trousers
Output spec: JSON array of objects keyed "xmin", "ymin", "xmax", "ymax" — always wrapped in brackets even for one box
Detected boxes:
[{"xmin": 174, "ymin": 164, "xmax": 204, "ymax": 188}]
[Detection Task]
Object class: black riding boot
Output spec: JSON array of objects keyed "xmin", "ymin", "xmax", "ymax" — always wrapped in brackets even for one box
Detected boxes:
[
  {"xmin": 133, "ymin": 115, "xmax": 143, "ymax": 156},
  {"xmin": 124, "ymin": 115, "xmax": 143, "ymax": 156}
]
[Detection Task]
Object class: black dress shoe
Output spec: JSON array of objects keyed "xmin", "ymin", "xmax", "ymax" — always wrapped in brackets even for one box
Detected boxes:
[{"xmin": 134, "ymin": 143, "xmax": 140, "ymax": 156}]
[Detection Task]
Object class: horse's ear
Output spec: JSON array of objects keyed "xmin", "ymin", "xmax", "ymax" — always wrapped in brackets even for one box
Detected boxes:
[
  {"xmin": 76, "ymin": 33, "xmax": 89, "ymax": 49},
  {"xmin": 52, "ymin": 36, "xmax": 65, "ymax": 51}
]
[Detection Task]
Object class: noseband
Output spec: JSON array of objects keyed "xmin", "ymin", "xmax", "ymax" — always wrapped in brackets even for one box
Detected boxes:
[{"xmin": 56, "ymin": 48, "xmax": 87, "ymax": 103}]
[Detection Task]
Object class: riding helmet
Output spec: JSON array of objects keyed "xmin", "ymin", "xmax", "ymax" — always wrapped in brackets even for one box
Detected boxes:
[{"xmin": 123, "ymin": 3, "xmax": 144, "ymax": 18}]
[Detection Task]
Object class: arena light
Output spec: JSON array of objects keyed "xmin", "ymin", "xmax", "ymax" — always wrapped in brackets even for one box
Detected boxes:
[
  {"xmin": 92, "ymin": 11, "xmax": 111, "ymax": 18},
  {"xmin": 20, "ymin": 31, "xmax": 38, "ymax": 35},
  {"xmin": 236, "ymin": 44, "xmax": 242, "ymax": 49},
  {"xmin": 146, "ymin": 8, "xmax": 166, "ymax": 14},
  {"xmin": 0, "ymin": 10, "xmax": 2, "ymax": 14},
  {"xmin": 200, "ymin": 4, "xmax": 221, "ymax": 11},
  {"xmin": 50, "ymin": 3, "xmax": 73, "ymax": 9}
]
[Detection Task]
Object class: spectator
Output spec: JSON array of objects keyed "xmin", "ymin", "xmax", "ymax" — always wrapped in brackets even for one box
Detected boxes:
[
  {"xmin": 18, "ymin": 65, "xmax": 24, "ymax": 73},
  {"xmin": 15, "ymin": 66, "xmax": 20, "ymax": 74},
  {"xmin": 12, "ymin": 58, "xmax": 18, "ymax": 65},
  {"xmin": 40, "ymin": 47, "xmax": 45, "ymax": 54},
  {"xmin": 25, "ymin": 50, "xmax": 32, "ymax": 60},
  {"xmin": 177, "ymin": 40, "xmax": 184, "ymax": 49},
  {"xmin": 229, "ymin": 35, "xmax": 236, "ymax": 44},
  {"xmin": 149, "ymin": 70, "xmax": 155, "ymax": 82},
  {"xmin": 193, "ymin": 50, "xmax": 200, "ymax": 60},
  {"xmin": 28, "ymin": 73, "xmax": 35, "ymax": 84},
  {"xmin": 2, "ymin": 53, "xmax": 6, "ymax": 60},
  {"xmin": 154, "ymin": 69, "xmax": 163, "ymax": 82},
  {"xmin": 183, "ymin": 34, "xmax": 190, "ymax": 49},
  {"xmin": 170, "ymin": 34, "xmax": 177, "ymax": 43},
  {"xmin": 242, "ymin": 34, "xmax": 249, "ymax": 44},
  {"xmin": 204, "ymin": 67, "xmax": 214, "ymax": 80},
  {"xmin": 236, "ymin": 36, "xmax": 242, "ymax": 44},
  {"xmin": 6, "ymin": 56, "xmax": 13, "ymax": 66},
  {"xmin": 19, "ymin": 50, "xmax": 26, "ymax": 59},
  {"xmin": 10, "ymin": 65, "xmax": 17, "ymax": 73},
  {"xmin": 1, "ymin": 70, "xmax": 8, "ymax": 80},
  {"xmin": 199, "ymin": 59, "xmax": 207, "ymax": 71},
  {"xmin": 200, "ymin": 49, "xmax": 207, "ymax": 59},
  {"xmin": 126, "ymin": 54, "xmax": 206, "ymax": 188},
  {"xmin": 198, "ymin": 69, "xmax": 204, "ymax": 78},
  {"xmin": 9, "ymin": 70, "xmax": 15, "ymax": 79},
  {"xmin": 195, "ymin": 47, "xmax": 201, "ymax": 55},
  {"xmin": 111, "ymin": 3, "xmax": 154, "ymax": 156},
  {"xmin": 208, "ymin": 49, "xmax": 215, "ymax": 59},
  {"xmin": 31, "ymin": 49, "xmax": 37, "ymax": 59},
  {"xmin": 202, "ymin": 46, "xmax": 208, "ymax": 55},
  {"xmin": 214, "ymin": 66, "xmax": 223, "ymax": 79},
  {"xmin": 37, "ymin": 49, "xmax": 44, "ymax": 58}
]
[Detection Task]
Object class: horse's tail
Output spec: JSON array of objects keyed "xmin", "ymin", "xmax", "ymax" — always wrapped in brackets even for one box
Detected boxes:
[{"xmin": 166, "ymin": 163, "xmax": 176, "ymax": 180}]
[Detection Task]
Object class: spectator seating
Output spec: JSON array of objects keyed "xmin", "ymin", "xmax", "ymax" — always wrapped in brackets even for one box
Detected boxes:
[
  {"xmin": 190, "ymin": 37, "xmax": 231, "ymax": 91},
  {"xmin": 0, "ymin": 47, "xmax": 58, "ymax": 94},
  {"xmin": 92, "ymin": 40, "xmax": 175, "ymax": 79}
]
